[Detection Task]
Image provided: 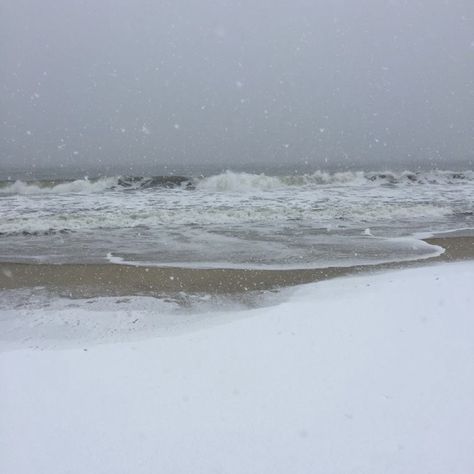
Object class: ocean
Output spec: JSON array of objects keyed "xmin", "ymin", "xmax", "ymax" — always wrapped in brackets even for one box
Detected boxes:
[{"xmin": 1, "ymin": 168, "xmax": 473, "ymax": 270}]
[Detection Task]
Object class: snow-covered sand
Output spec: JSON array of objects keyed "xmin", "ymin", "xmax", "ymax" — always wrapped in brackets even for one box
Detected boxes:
[{"xmin": 1, "ymin": 261, "xmax": 473, "ymax": 474}]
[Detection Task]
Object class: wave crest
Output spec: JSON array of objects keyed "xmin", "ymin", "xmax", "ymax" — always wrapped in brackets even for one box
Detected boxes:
[
  {"xmin": 1, "ymin": 169, "xmax": 472, "ymax": 195},
  {"xmin": 0, "ymin": 177, "xmax": 118, "ymax": 195},
  {"xmin": 197, "ymin": 169, "xmax": 474, "ymax": 192},
  {"xmin": 197, "ymin": 171, "xmax": 283, "ymax": 192},
  {"xmin": 0, "ymin": 175, "xmax": 193, "ymax": 195}
]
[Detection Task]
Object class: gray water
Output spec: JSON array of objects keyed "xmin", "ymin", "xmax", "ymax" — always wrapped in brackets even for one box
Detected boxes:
[{"xmin": 1, "ymin": 168, "xmax": 473, "ymax": 269}]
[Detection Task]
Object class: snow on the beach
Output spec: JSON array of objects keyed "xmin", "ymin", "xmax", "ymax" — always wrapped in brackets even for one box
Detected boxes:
[{"xmin": 1, "ymin": 262, "xmax": 474, "ymax": 474}]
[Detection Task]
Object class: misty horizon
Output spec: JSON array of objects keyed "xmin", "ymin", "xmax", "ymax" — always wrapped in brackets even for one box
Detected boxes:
[{"xmin": 1, "ymin": 0, "xmax": 473, "ymax": 175}]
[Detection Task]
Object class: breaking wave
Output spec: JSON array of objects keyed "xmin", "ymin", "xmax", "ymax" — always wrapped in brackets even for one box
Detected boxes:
[
  {"xmin": 197, "ymin": 170, "xmax": 474, "ymax": 192},
  {"xmin": 196, "ymin": 171, "xmax": 283, "ymax": 192},
  {"xmin": 0, "ymin": 177, "xmax": 118, "ymax": 195},
  {"xmin": 0, "ymin": 175, "xmax": 193, "ymax": 195},
  {"xmin": 0, "ymin": 170, "xmax": 472, "ymax": 195}
]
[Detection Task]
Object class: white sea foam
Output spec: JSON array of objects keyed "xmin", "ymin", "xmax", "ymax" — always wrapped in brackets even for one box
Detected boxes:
[
  {"xmin": 197, "ymin": 171, "xmax": 284, "ymax": 192},
  {"xmin": 0, "ymin": 177, "xmax": 118, "ymax": 195},
  {"xmin": 0, "ymin": 199, "xmax": 453, "ymax": 236},
  {"xmin": 195, "ymin": 169, "xmax": 368, "ymax": 192},
  {"xmin": 104, "ymin": 236, "xmax": 444, "ymax": 270},
  {"xmin": 196, "ymin": 169, "xmax": 474, "ymax": 192}
]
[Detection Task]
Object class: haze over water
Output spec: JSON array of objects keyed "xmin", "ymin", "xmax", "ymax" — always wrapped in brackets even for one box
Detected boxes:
[{"xmin": 1, "ymin": 1, "xmax": 473, "ymax": 173}]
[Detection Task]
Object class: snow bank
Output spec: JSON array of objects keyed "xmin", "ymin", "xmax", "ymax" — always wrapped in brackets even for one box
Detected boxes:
[{"xmin": 1, "ymin": 262, "xmax": 473, "ymax": 474}]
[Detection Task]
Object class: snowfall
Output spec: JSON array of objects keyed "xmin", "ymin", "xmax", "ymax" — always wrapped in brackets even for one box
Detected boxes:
[{"xmin": 1, "ymin": 261, "xmax": 473, "ymax": 474}]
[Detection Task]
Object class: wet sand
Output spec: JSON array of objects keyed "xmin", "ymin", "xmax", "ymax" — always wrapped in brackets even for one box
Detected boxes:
[{"xmin": 1, "ymin": 235, "xmax": 473, "ymax": 298}]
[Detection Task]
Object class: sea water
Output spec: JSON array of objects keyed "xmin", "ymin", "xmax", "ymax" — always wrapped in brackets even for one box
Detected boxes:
[{"xmin": 1, "ymin": 169, "xmax": 473, "ymax": 268}]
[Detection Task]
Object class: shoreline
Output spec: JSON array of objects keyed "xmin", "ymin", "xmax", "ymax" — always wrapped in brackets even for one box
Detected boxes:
[{"xmin": 1, "ymin": 235, "xmax": 473, "ymax": 298}]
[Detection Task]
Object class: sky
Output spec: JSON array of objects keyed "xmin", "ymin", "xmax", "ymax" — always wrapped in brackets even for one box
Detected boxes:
[{"xmin": 1, "ymin": 0, "xmax": 473, "ymax": 174}]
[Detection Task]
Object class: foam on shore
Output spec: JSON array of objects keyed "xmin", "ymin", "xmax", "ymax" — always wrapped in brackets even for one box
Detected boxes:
[{"xmin": 0, "ymin": 235, "xmax": 472, "ymax": 298}]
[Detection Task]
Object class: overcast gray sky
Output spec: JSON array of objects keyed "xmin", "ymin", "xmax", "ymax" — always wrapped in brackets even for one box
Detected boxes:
[{"xmin": 1, "ymin": 0, "xmax": 473, "ymax": 174}]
